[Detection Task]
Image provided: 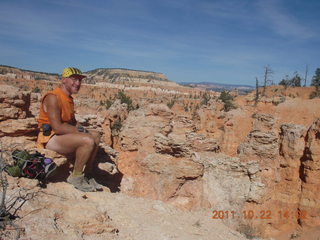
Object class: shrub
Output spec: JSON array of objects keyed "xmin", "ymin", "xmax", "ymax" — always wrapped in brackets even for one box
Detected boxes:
[
  {"xmin": 167, "ymin": 99, "xmax": 175, "ymax": 109},
  {"xmin": 279, "ymin": 72, "xmax": 302, "ymax": 87},
  {"xmin": 218, "ymin": 91, "xmax": 233, "ymax": 102},
  {"xmin": 200, "ymin": 91, "xmax": 210, "ymax": 106},
  {"xmin": 32, "ymin": 87, "xmax": 41, "ymax": 93},
  {"xmin": 309, "ymin": 91, "xmax": 320, "ymax": 99},
  {"xmin": 105, "ymin": 99, "xmax": 114, "ymax": 109},
  {"xmin": 100, "ymin": 99, "xmax": 114, "ymax": 110},
  {"xmin": 218, "ymin": 91, "xmax": 237, "ymax": 112},
  {"xmin": 117, "ymin": 91, "xmax": 134, "ymax": 111},
  {"xmin": 223, "ymin": 100, "xmax": 236, "ymax": 112},
  {"xmin": 311, "ymin": 68, "xmax": 320, "ymax": 89}
]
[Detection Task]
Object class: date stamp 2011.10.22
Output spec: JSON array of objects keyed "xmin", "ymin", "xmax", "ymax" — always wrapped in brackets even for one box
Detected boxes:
[{"xmin": 211, "ymin": 210, "xmax": 308, "ymax": 220}]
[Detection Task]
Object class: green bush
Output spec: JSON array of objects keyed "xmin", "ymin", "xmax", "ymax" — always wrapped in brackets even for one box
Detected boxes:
[
  {"xmin": 279, "ymin": 73, "xmax": 301, "ymax": 88},
  {"xmin": 218, "ymin": 91, "xmax": 233, "ymax": 102},
  {"xmin": 223, "ymin": 100, "xmax": 236, "ymax": 112},
  {"xmin": 32, "ymin": 87, "xmax": 41, "ymax": 93},
  {"xmin": 218, "ymin": 91, "xmax": 237, "ymax": 112},
  {"xmin": 311, "ymin": 68, "xmax": 320, "ymax": 89},
  {"xmin": 117, "ymin": 91, "xmax": 134, "ymax": 111},
  {"xmin": 309, "ymin": 91, "xmax": 320, "ymax": 99},
  {"xmin": 100, "ymin": 99, "xmax": 114, "ymax": 110},
  {"xmin": 167, "ymin": 99, "xmax": 175, "ymax": 109},
  {"xmin": 200, "ymin": 91, "xmax": 210, "ymax": 106}
]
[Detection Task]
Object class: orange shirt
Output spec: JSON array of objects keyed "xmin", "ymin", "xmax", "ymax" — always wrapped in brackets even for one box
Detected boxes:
[{"xmin": 38, "ymin": 87, "xmax": 75, "ymax": 127}]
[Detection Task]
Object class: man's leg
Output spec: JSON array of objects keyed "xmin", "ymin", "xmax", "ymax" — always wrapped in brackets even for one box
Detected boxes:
[
  {"xmin": 45, "ymin": 132, "xmax": 96, "ymax": 173},
  {"xmin": 45, "ymin": 132, "xmax": 102, "ymax": 191},
  {"xmin": 82, "ymin": 130, "xmax": 104, "ymax": 191},
  {"xmin": 85, "ymin": 130, "xmax": 101, "ymax": 173}
]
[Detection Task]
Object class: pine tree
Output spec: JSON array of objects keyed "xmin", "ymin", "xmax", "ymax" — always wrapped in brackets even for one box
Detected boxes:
[
  {"xmin": 311, "ymin": 68, "xmax": 320, "ymax": 90},
  {"xmin": 309, "ymin": 68, "xmax": 320, "ymax": 98}
]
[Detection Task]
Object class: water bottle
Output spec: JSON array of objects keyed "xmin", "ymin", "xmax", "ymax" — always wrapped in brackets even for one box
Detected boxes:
[{"xmin": 42, "ymin": 124, "xmax": 52, "ymax": 136}]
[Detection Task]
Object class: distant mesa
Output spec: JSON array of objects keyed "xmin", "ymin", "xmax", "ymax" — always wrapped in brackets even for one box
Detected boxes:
[
  {"xmin": 0, "ymin": 64, "xmax": 59, "ymax": 81},
  {"xmin": 84, "ymin": 68, "xmax": 170, "ymax": 85},
  {"xmin": 0, "ymin": 65, "xmax": 177, "ymax": 86},
  {"xmin": 180, "ymin": 81, "xmax": 254, "ymax": 94},
  {"xmin": 0, "ymin": 65, "xmax": 253, "ymax": 92}
]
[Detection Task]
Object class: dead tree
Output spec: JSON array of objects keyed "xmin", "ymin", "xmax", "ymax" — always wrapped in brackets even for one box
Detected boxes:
[
  {"xmin": 304, "ymin": 64, "xmax": 308, "ymax": 87},
  {"xmin": 255, "ymin": 77, "xmax": 259, "ymax": 106},
  {"xmin": 262, "ymin": 66, "xmax": 273, "ymax": 96}
]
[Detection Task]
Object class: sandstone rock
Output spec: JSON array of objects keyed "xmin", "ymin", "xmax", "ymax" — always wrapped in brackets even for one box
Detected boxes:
[
  {"xmin": 146, "ymin": 103, "xmax": 173, "ymax": 117},
  {"xmin": 252, "ymin": 113, "xmax": 275, "ymax": 131},
  {"xmin": 106, "ymin": 99, "xmax": 129, "ymax": 121},
  {"xmin": 99, "ymin": 142, "xmax": 118, "ymax": 159},
  {"xmin": 33, "ymin": 148, "xmax": 68, "ymax": 166},
  {"xmin": 154, "ymin": 133, "xmax": 192, "ymax": 157},
  {"xmin": 102, "ymin": 117, "xmax": 113, "ymax": 146},
  {"xmin": 299, "ymin": 118, "xmax": 320, "ymax": 227},
  {"xmin": 154, "ymin": 131, "xmax": 220, "ymax": 157},
  {"xmin": 240, "ymin": 119, "xmax": 320, "ymax": 238},
  {"xmin": 17, "ymin": 177, "xmax": 40, "ymax": 189},
  {"xmin": 138, "ymin": 153, "xmax": 204, "ymax": 209},
  {"xmin": 0, "ymin": 136, "xmax": 36, "ymax": 150},
  {"xmin": 11, "ymin": 183, "xmax": 119, "ymax": 240},
  {"xmin": 194, "ymin": 153, "xmax": 264, "ymax": 227},
  {"xmin": 0, "ymin": 104, "xmax": 25, "ymax": 120},
  {"xmin": 186, "ymin": 132, "xmax": 220, "ymax": 153},
  {"xmin": 238, "ymin": 130, "xmax": 279, "ymax": 160},
  {"xmin": 118, "ymin": 150, "xmax": 204, "ymax": 209},
  {"xmin": 76, "ymin": 113, "xmax": 104, "ymax": 128},
  {"xmin": 0, "ymin": 85, "xmax": 31, "ymax": 121},
  {"xmin": 170, "ymin": 115, "xmax": 196, "ymax": 135},
  {"xmin": 120, "ymin": 104, "xmax": 172, "ymax": 151},
  {"xmin": 30, "ymin": 92, "xmax": 41, "ymax": 102},
  {"xmin": 141, "ymin": 153, "xmax": 203, "ymax": 179},
  {"xmin": 0, "ymin": 118, "xmax": 37, "ymax": 137},
  {"xmin": 246, "ymin": 181, "xmax": 266, "ymax": 203},
  {"xmin": 102, "ymin": 99, "xmax": 129, "ymax": 147},
  {"xmin": 279, "ymin": 123, "xmax": 307, "ymax": 167},
  {"xmin": 193, "ymin": 108, "xmax": 216, "ymax": 133},
  {"xmin": 305, "ymin": 118, "xmax": 320, "ymax": 158},
  {"xmin": 98, "ymin": 162, "xmax": 118, "ymax": 175}
]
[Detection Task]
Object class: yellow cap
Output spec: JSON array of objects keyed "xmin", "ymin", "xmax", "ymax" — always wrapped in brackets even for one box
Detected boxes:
[{"xmin": 62, "ymin": 67, "xmax": 86, "ymax": 78}]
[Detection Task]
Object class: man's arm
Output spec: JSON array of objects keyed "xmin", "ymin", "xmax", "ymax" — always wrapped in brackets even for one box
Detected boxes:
[{"xmin": 43, "ymin": 94, "xmax": 78, "ymax": 135}]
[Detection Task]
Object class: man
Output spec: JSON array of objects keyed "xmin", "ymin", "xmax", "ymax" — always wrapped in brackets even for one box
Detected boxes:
[{"xmin": 37, "ymin": 67, "xmax": 101, "ymax": 192}]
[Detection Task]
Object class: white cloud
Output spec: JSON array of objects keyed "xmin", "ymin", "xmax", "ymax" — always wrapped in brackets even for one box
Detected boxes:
[{"xmin": 256, "ymin": 0, "xmax": 314, "ymax": 39}]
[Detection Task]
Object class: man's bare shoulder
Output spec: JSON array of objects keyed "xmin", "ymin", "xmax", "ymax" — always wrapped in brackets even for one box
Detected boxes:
[
  {"xmin": 43, "ymin": 94, "xmax": 59, "ymax": 112},
  {"xmin": 44, "ymin": 93, "xmax": 58, "ymax": 103}
]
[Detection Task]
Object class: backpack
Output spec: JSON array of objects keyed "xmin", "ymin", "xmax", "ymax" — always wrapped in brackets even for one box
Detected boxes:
[{"xmin": 6, "ymin": 150, "xmax": 57, "ymax": 181}]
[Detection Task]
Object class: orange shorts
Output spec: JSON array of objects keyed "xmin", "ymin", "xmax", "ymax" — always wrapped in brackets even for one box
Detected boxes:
[{"xmin": 37, "ymin": 130, "xmax": 56, "ymax": 149}]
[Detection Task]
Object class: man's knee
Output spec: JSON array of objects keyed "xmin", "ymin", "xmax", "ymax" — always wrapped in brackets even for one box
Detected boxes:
[
  {"xmin": 81, "ymin": 135, "xmax": 96, "ymax": 149},
  {"xmin": 89, "ymin": 131, "xmax": 100, "ymax": 145}
]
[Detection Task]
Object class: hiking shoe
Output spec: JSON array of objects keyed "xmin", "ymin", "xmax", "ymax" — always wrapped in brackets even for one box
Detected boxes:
[
  {"xmin": 85, "ymin": 175, "xmax": 104, "ymax": 191},
  {"xmin": 67, "ymin": 174, "xmax": 96, "ymax": 192}
]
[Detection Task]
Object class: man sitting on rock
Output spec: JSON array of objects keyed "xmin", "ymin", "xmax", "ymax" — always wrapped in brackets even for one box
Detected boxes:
[{"xmin": 37, "ymin": 67, "xmax": 102, "ymax": 192}]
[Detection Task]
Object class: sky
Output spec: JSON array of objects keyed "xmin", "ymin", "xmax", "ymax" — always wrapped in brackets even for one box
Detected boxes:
[{"xmin": 0, "ymin": 0, "xmax": 319, "ymax": 86}]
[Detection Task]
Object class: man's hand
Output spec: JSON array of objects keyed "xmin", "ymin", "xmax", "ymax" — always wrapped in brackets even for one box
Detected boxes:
[{"xmin": 77, "ymin": 125, "xmax": 88, "ymax": 133}]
